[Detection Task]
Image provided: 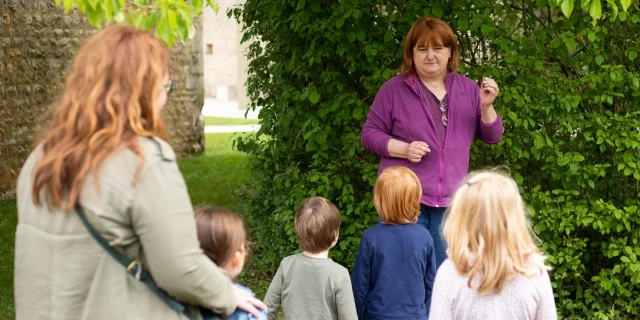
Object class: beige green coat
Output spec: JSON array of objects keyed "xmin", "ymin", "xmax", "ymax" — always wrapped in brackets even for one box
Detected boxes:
[{"xmin": 14, "ymin": 137, "xmax": 235, "ymax": 320}]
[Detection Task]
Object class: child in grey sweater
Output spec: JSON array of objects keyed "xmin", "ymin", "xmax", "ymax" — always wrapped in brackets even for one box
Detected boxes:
[{"xmin": 263, "ymin": 197, "xmax": 358, "ymax": 320}]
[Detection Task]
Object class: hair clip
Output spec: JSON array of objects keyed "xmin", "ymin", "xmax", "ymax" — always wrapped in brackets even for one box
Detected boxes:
[{"xmin": 466, "ymin": 181, "xmax": 473, "ymax": 187}]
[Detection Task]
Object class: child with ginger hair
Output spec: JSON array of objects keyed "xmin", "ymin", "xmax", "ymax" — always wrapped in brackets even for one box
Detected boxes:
[{"xmin": 351, "ymin": 166, "xmax": 436, "ymax": 319}]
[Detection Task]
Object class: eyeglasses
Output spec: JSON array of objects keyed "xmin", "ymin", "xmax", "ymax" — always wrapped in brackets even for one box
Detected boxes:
[
  {"xmin": 439, "ymin": 98, "xmax": 448, "ymax": 127},
  {"xmin": 164, "ymin": 80, "xmax": 176, "ymax": 96}
]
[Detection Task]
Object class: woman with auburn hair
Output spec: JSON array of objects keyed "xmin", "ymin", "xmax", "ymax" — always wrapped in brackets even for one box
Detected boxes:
[
  {"xmin": 14, "ymin": 26, "xmax": 265, "ymax": 320},
  {"xmin": 429, "ymin": 171, "xmax": 556, "ymax": 319},
  {"xmin": 360, "ymin": 17, "xmax": 504, "ymax": 268}
]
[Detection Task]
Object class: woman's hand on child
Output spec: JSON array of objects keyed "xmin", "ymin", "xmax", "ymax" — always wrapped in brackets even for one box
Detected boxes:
[{"xmin": 233, "ymin": 285, "xmax": 267, "ymax": 318}]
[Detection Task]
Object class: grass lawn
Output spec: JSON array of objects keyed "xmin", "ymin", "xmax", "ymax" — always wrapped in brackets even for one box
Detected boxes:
[
  {"xmin": 180, "ymin": 132, "xmax": 251, "ymax": 212},
  {"xmin": 204, "ymin": 117, "xmax": 260, "ymax": 126},
  {"xmin": 0, "ymin": 132, "xmax": 269, "ymax": 319},
  {"xmin": 0, "ymin": 199, "xmax": 17, "ymax": 320}
]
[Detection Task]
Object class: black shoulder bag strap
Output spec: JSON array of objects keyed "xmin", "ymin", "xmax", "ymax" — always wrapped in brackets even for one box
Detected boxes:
[{"xmin": 75, "ymin": 203, "xmax": 198, "ymax": 320}]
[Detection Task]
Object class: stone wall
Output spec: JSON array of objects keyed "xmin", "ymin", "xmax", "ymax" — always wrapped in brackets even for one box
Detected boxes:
[{"xmin": 0, "ymin": 0, "xmax": 205, "ymax": 199}]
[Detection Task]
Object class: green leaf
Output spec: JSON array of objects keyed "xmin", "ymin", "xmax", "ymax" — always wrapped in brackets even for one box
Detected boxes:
[
  {"xmin": 297, "ymin": 0, "xmax": 306, "ymax": 11},
  {"xmin": 619, "ymin": 10, "xmax": 628, "ymax": 20},
  {"xmin": 167, "ymin": 9, "xmax": 179, "ymax": 31},
  {"xmin": 86, "ymin": 7, "xmax": 104, "ymax": 28},
  {"xmin": 87, "ymin": 0, "xmax": 100, "ymax": 10},
  {"xmin": 620, "ymin": 0, "xmax": 632, "ymax": 11},
  {"xmin": 565, "ymin": 36, "xmax": 578, "ymax": 51},
  {"xmin": 562, "ymin": 0, "xmax": 575, "ymax": 17},
  {"xmin": 607, "ymin": 0, "xmax": 619, "ymax": 20},
  {"xmin": 535, "ymin": 60, "xmax": 543, "ymax": 70},
  {"xmin": 621, "ymin": 256, "xmax": 630, "ymax": 263},
  {"xmin": 514, "ymin": 172, "xmax": 524, "ymax": 184},
  {"xmin": 310, "ymin": 174, "xmax": 319, "ymax": 182},
  {"xmin": 481, "ymin": 24, "xmax": 492, "ymax": 36},
  {"xmin": 596, "ymin": 55, "xmax": 604, "ymax": 65},
  {"xmin": 628, "ymin": 51, "xmax": 638, "ymax": 61},
  {"xmin": 309, "ymin": 91, "xmax": 320, "ymax": 104},
  {"xmin": 458, "ymin": 17, "xmax": 469, "ymax": 31},
  {"xmin": 352, "ymin": 107, "xmax": 363, "ymax": 118},
  {"xmin": 551, "ymin": 37, "xmax": 564, "ymax": 48},
  {"xmin": 384, "ymin": 30, "xmax": 393, "ymax": 42},
  {"xmin": 590, "ymin": 0, "xmax": 602, "ymax": 21},
  {"xmin": 432, "ymin": 6, "xmax": 444, "ymax": 17},
  {"xmin": 558, "ymin": 157, "xmax": 571, "ymax": 166},
  {"xmin": 335, "ymin": 18, "xmax": 345, "ymax": 29},
  {"xmin": 192, "ymin": 0, "xmax": 204, "ymax": 15},
  {"xmin": 316, "ymin": 131, "xmax": 328, "ymax": 144},
  {"xmin": 588, "ymin": 31, "xmax": 597, "ymax": 42},
  {"xmin": 156, "ymin": 15, "xmax": 175, "ymax": 46},
  {"xmin": 63, "ymin": 0, "xmax": 74, "ymax": 13}
]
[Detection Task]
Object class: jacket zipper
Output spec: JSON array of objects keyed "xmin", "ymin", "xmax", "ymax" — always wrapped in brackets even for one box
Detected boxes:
[
  {"xmin": 406, "ymin": 75, "xmax": 452, "ymax": 207},
  {"xmin": 436, "ymin": 76, "xmax": 452, "ymax": 207}
]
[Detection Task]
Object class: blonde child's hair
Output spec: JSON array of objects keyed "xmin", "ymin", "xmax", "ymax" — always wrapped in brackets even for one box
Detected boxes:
[
  {"xmin": 374, "ymin": 166, "xmax": 422, "ymax": 225},
  {"xmin": 443, "ymin": 170, "xmax": 548, "ymax": 295}
]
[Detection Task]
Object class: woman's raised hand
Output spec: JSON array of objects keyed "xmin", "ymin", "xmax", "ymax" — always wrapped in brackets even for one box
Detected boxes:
[{"xmin": 479, "ymin": 77, "xmax": 500, "ymax": 108}]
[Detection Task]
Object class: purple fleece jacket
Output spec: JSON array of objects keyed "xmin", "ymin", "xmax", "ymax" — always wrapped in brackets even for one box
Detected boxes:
[{"xmin": 361, "ymin": 73, "xmax": 504, "ymax": 207}]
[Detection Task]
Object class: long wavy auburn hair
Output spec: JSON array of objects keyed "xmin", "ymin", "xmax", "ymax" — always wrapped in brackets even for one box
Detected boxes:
[
  {"xmin": 442, "ymin": 170, "xmax": 549, "ymax": 295},
  {"xmin": 32, "ymin": 25, "xmax": 170, "ymax": 211}
]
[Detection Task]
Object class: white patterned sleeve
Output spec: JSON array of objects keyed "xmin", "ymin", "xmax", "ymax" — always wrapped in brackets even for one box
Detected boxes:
[
  {"xmin": 534, "ymin": 270, "xmax": 558, "ymax": 320},
  {"xmin": 429, "ymin": 261, "xmax": 455, "ymax": 319}
]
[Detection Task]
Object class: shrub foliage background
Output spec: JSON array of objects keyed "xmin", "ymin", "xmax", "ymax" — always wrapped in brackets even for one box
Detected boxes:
[{"xmin": 232, "ymin": 0, "xmax": 639, "ymax": 318}]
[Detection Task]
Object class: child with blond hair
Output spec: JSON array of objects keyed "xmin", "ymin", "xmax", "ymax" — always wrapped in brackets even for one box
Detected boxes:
[
  {"xmin": 264, "ymin": 197, "xmax": 358, "ymax": 320},
  {"xmin": 195, "ymin": 207, "xmax": 268, "ymax": 320},
  {"xmin": 351, "ymin": 166, "xmax": 436, "ymax": 319},
  {"xmin": 429, "ymin": 170, "xmax": 557, "ymax": 319}
]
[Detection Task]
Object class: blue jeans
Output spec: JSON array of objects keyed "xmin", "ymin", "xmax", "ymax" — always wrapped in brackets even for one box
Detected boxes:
[{"xmin": 417, "ymin": 204, "xmax": 447, "ymax": 269}]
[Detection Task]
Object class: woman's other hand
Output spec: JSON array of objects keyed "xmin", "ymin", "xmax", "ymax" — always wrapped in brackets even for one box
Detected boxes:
[
  {"xmin": 407, "ymin": 141, "xmax": 431, "ymax": 163},
  {"xmin": 233, "ymin": 285, "xmax": 267, "ymax": 318},
  {"xmin": 479, "ymin": 77, "xmax": 500, "ymax": 108}
]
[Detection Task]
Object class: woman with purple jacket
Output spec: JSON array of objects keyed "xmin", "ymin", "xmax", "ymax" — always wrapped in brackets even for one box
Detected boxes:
[{"xmin": 360, "ymin": 17, "xmax": 504, "ymax": 269}]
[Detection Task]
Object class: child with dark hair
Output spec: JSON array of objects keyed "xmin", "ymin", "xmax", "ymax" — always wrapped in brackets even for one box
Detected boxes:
[{"xmin": 195, "ymin": 207, "xmax": 268, "ymax": 320}]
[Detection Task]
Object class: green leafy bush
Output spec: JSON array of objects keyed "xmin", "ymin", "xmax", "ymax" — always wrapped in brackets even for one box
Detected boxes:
[{"xmin": 232, "ymin": 1, "xmax": 639, "ymax": 318}]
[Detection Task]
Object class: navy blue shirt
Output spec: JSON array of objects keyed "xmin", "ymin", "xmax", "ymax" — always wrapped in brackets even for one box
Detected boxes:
[{"xmin": 351, "ymin": 223, "xmax": 436, "ymax": 320}]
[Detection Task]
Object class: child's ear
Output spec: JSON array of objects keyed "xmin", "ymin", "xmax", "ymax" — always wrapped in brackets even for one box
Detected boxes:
[{"xmin": 231, "ymin": 250, "xmax": 243, "ymax": 268}]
